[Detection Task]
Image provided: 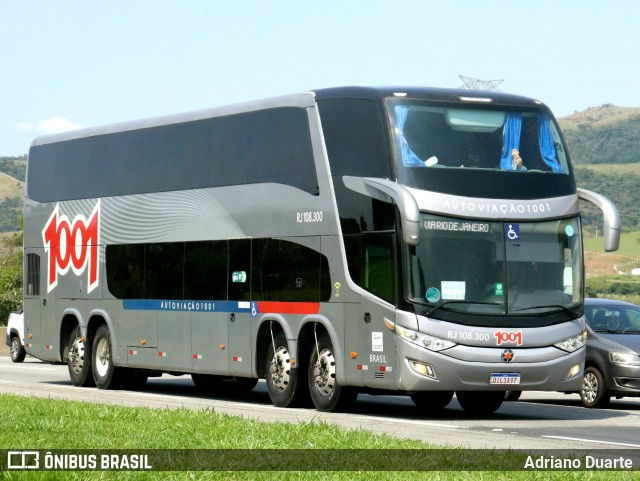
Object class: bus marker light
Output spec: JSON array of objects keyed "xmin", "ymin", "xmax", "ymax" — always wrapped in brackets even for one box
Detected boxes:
[
  {"xmin": 350, "ymin": 352, "xmax": 357, "ymax": 359},
  {"xmin": 129, "ymin": 350, "xmax": 137, "ymax": 355},
  {"xmin": 28, "ymin": 333, "xmax": 33, "ymax": 339},
  {"xmin": 290, "ymin": 359, "xmax": 296, "ymax": 365},
  {"xmin": 193, "ymin": 354, "xmax": 202, "ymax": 360},
  {"xmin": 384, "ymin": 318, "xmax": 395, "ymax": 331},
  {"xmin": 158, "ymin": 352, "xmax": 167, "ymax": 357},
  {"xmin": 45, "ymin": 345, "xmax": 52, "ymax": 350},
  {"xmin": 219, "ymin": 344, "xmax": 226, "ymax": 350},
  {"xmin": 379, "ymin": 366, "xmax": 387, "ymax": 372},
  {"xmin": 141, "ymin": 339, "xmax": 147, "ymax": 345}
]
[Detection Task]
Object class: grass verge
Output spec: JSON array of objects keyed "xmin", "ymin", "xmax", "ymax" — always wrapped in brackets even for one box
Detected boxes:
[{"xmin": 0, "ymin": 394, "xmax": 637, "ymax": 480}]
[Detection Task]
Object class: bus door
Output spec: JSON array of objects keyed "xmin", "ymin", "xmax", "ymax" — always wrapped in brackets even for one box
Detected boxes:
[
  {"xmin": 227, "ymin": 239, "xmax": 253, "ymax": 378},
  {"xmin": 358, "ymin": 233, "xmax": 397, "ymax": 389}
]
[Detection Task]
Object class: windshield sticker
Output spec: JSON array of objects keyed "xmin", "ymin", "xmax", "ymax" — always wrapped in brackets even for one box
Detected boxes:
[
  {"xmin": 426, "ymin": 287, "xmax": 441, "ymax": 303},
  {"xmin": 505, "ymin": 223, "xmax": 520, "ymax": 241},
  {"xmin": 565, "ymin": 225, "xmax": 575, "ymax": 237},
  {"xmin": 441, "ymin": 281, "xmax": 465, "ymax": 300},
  {"xmin": 494, "ymin": 282, "xmax": 504, "ymax": 297}
]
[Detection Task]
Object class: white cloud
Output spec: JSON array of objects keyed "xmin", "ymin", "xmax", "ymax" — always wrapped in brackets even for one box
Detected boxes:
[{"xmin": 15, "ymin": 116, "xmax": 83, "ymax": 134}]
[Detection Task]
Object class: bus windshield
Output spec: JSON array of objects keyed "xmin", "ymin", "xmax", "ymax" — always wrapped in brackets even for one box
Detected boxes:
[
  {"xmin": 406, "ymin": 215, "xmax": 583, "ymax": 316},
  {"xmin": 388, "ymin": 100, "xmax": 570, "ymax": 182}
]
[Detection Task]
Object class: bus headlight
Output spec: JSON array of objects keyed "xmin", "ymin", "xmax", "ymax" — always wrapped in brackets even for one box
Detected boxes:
[
  {"xmin": 395, "ymin": 324, "xmax": 456, "ymax": 352},
  {"xmin": 554, "ymin": 331, "xmax": 586, "ymax": 353}
]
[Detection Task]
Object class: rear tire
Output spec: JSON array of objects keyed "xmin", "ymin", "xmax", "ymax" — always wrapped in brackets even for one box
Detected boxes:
[
  {"xmin": 308, "ymin": 332, "xmax": 357, "ymax": 412},
  {"xmin": 456, "ymin": 391, "xmax": 504, "ymax": 415},
  {"xmin": 92, "ymin": 325, "xmax": 122, "ymax": 389},
  {"xmin": 68, "ymin": 327, "xmax": 95, "ymax": 387}
]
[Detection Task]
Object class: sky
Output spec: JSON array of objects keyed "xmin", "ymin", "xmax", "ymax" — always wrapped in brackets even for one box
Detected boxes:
[{"xmin": 2, "ymin": 0, "xmax": 640, "ymax": 156}]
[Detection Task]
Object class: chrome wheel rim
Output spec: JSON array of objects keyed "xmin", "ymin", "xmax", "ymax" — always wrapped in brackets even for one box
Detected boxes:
[
  {"xmin": 582, "ymin": 372, "xmax": 598, "ymax": 404},
  {"xmin": 94, "ymin": 337, "xmax": 110, "ymax": 378},
  {"xmin": 313, "ymin": 348, "xmax": 336, "ymax": 396},
  {"xmin": 69, "ymin": 336, "xmax": 86, "ymax": 375},
  {"xmin": 269, "ymin": 346, "xmax": 291, "ymax": 392}
]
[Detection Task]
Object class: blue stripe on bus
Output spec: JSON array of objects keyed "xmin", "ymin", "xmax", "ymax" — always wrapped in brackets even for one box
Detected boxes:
[{"xmin": 122, "ymin": 299, "xmax": 252, "ymax": 313}]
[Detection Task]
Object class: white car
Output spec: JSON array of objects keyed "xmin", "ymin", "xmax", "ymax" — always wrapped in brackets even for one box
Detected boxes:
[{"xmin": 5, "ymin": 309, "xmax": 26, "ymax": 363}]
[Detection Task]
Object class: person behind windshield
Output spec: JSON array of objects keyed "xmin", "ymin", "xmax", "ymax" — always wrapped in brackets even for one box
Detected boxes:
[{"xmin": 511, "ymin": 149, "xmax": 527, "ymax": 171}]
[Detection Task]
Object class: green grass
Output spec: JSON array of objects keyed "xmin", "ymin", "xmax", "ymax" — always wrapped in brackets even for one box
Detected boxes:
[
  {"xmin": 584, "ymin": 230, "xmax": 640, "ymax": 259},
  {"xmin": 0, "ymin": 394, "xmax": 636, "ymax": 480}
]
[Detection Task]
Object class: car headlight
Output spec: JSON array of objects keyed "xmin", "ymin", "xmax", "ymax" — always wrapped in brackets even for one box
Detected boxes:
[
  {"xmin": 610, "ymin": 352, "xmax": 640, "ymax": 366},
  {"xmin": 554, "ymin": 331, "xmax": 587, "ymax": 353},
  {"xmin": 395, "ymin": 324, "xmax": 456, "ymax": 352}
]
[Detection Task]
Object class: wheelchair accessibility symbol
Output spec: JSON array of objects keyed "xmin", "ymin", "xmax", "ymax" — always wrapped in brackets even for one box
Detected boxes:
[{"xmin": 505, "ymin": 224, "xmax": 520, "ymax": 241}]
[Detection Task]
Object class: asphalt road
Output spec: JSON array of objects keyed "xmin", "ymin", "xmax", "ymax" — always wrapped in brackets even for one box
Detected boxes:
[{"xmin": 1, "ymin": 356, "xmax": 639, "ymax": 450}]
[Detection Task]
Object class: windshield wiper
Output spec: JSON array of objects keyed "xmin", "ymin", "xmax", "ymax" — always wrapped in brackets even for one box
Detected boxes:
[
  {"xmin": 512, "ymin": 304, "xmax": 575, "ymax": 316},
  {"xmin": 595, "ymin": 329, "xmax": 625, "ymax": 334},
  {"xmin": 427, "ymin": 300, "xmax": 501, "ymax": 316}
]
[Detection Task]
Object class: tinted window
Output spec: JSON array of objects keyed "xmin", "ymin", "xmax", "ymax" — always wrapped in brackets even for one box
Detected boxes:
[
  {"xmin": 252, "ymin": 239, "xmax": 330, "ymax": 302},
  {"xmin": 28, "ymin": 108, "xmax": 318, "ymax": 202},
  {"xmin": 107, "ymin": 238, "xmax": 331, "ymax": 302},
  {"xmin": 317, "ymin": 99, "xmax": 391, "ymax": 178}
]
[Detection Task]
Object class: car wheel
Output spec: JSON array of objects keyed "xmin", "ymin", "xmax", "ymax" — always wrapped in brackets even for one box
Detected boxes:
[
  {"xmin": 10, "ymin": 335, "xmax": 26, "ymax": 363},
  {"xmin": 580, "ymin": 366, "xmax": 610, "ymax": 408}
]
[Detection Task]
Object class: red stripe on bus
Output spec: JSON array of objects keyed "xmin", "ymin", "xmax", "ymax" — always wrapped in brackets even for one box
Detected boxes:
[{"xmin": 256, "ymin": 301, "xmax": 320, "ymax": 315}]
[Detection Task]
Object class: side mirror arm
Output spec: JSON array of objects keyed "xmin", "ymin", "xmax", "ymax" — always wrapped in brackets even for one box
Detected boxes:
[
  {"xmin": 577, "ymin": 188, "xmax": 621, "ymax": 252},
  {"xmin": 342, "ymin": 176, "xmax": 420, "ymax": 245}
]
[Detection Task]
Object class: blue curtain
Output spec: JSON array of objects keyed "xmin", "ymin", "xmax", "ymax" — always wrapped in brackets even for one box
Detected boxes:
[
  {"xmin": 500, "ymin": 112, "xmax": 522, "ymax": 170},
  {"xmin": 394, "ymin": 105, "xmax": 425, "ymax": 167},
  {"xmin": 538, "ymin": 115, "xmax": 562, "ymax": 173}
]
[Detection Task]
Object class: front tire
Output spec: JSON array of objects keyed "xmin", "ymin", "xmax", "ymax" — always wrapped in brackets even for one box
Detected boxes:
[
  {"xmin": 308, "ymin": 332, "xmax": 357, "ymax": 412},
  {"xmin": 410, "ymin": 391, "xmax": 454, "ymax": 410},
  {"xmin": 580, "ymin": 366, "xmax": 610, "ymax": 408},
  {"xmin": 456, "ymin": 391, "xmax": 504, "ymax": 415},
  {"xmin": 68, "ymin": 327, "xmax": 94, "ymax": 387},
  {"xmin": 10, "ymin": 336, "xmax": 26, "ymax": 363}
]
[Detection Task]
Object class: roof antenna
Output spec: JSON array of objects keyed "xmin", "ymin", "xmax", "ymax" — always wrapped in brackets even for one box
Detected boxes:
[{"xmin": 459, "ymin": 75, "xmax": 503, "ymax": 92}]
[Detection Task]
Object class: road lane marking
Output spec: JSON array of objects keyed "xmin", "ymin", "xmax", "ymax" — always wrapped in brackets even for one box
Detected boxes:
[
  {"xmin": 0, "ymin": 364, "xmax": 59, "ymax": 371},
  {"xmin": 543, "ymin": 435, "xmax": 640, "ymax": 448},
  {"xmin": 352, "ymin": 414, "xmax": 463, "ymax": 429},
  {"xmin": 0, "ymin": 380, "xmax": 17, "ymax": 384}
]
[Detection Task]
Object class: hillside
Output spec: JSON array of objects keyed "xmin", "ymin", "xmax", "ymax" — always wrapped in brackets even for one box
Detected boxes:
[
  {"xmin": 557, "ymin": 105, "xmax": 640, "ymax": 132},
  {"xmin": 0, "ymin": 156, "xmax": 26, "ymax": 232},
  {"xmin": 558, "ymin": 105, "xmax": 640, "ymax": 165}
]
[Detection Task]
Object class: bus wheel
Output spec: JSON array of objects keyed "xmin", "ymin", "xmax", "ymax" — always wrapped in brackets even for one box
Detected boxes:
[
  {"xmin": 456, "ymin": 391, "xmax": 504, "ymax": 415},
  {"xmin": 410, "ymin": 391, "xmax": 454, "ymax": 410},
  {"xmin": 308, "ymin": 332, "xmax": 357, "ymax": 412},
  {"xmin": 92, "ymin": 325, "xmax": 119, "ymax": 389},
  {"xmin": 68, "ymin": 327, "xmax": 95, "ymax": 387},
  {"xmin": 580, "ymin": 367, "xmax": 610, "ymax": 408},
  {"xmin": 266, "ymin": 332, "xmax": 301, "ymax": 407}
]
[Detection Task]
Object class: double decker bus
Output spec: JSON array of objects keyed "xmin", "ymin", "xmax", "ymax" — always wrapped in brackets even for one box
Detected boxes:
[{"xmin": 23, "ymin": 86, "xmax": 620, "ymax": 414}]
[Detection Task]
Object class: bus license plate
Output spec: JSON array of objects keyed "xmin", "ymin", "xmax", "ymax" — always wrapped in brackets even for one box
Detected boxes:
[{"xmin": 490, "ymin": 373, "xmax": 520, "ymax": 385}]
